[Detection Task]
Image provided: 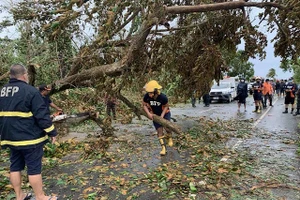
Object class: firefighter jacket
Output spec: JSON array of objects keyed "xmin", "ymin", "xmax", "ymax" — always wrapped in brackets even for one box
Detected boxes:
[
  {"xmin": 252, "ymin": 82, "xmax": 263, "ymax": 95},
  {"xmin": 0, "ymin": 78, "xmax": 57, "ymax": 149},
  {"xmin": 284, "ymin": 82, "xmax": 297, "ymax": 98}
]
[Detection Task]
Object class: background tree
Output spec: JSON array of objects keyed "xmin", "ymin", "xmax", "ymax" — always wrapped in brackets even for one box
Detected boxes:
[
  {"xmin": 266, "ymin": 68, "xmax": 277, "ymax": 79},
  {"xmin": 292, "ymin": 59, "xmax": 300, "ymax": 83},
  {"xmin": 282, "ymin": 58, "xmax": 300, "ymax": 83},
  {"xmin": 226, "ymin": 50, "xmax": 255, "ymax": 81}
]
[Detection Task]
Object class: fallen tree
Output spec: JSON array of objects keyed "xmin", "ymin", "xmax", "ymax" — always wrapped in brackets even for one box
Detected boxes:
[{"xmin": 1, "ymin": 0, "xmax": 299, "ymax": 135}]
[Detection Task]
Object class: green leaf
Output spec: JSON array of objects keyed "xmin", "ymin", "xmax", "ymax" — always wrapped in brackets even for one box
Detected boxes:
[
  {"xmin": 51, "ymin": 21, "xmax": 60, "ymax": 29},
  {"xmin": 189, "ymin": 182, "xmax": 197, "ymax": 192}
]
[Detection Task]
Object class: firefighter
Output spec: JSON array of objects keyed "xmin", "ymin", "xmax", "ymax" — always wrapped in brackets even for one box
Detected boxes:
[
  {"xmin": 283, "ymin": 79, "xmax": 297, "ymax": 114},
  {"xmin": 0, "ymin": 64, "xmax": 59, "ymax": 200},
  {"xmin": 142, "ymin": 80, "xmax": 173, "ymax": 156},
  {"xmin": 252, "ymin": 76, "xmax": 263, "ymax": 113}
]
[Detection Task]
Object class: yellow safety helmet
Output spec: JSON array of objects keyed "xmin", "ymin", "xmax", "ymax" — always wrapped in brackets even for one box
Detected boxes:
[{"xmin": 144, "ymin": 80, "xmax": 162, "ymax": 93}]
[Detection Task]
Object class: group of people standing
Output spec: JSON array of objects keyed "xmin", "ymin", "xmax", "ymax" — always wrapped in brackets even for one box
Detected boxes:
[
  {"xmin": 223, "ymin": 76, "xmax": 300, "ymax": 116},
  {"xmin": 250, "ymin": 77, "xmax": 274, "ymax": 113},
  {"xmin": 245, "ymin": 76, "xmax": 299, "ymax": 115},
  {"xmin": 275, "ymin": 79, "xmax": 292, "ymax": 98}
]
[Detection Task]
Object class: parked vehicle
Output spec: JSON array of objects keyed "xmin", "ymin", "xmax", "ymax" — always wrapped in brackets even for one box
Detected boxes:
[{"xmin": 209, "ymin": 78, "xmax": 237, "ymax": 103}]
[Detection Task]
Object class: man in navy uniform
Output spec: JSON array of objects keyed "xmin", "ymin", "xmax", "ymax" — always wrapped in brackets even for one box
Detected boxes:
[{"xmin": 0, "ymin": 64, "xmax": 59, "ymax": 200}]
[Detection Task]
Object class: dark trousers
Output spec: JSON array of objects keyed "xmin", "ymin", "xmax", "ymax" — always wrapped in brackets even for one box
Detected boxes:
[
  {"xmin": 296, "ymin": 97, "xmax": 300, "ymax": 111},
  {"xmin": 263, "ymin": 93, "xmax": 272, "ymax": 107},
  {"xmin": 203, "ymin": 94, "xmax": 210, "ymax": 106},
  {"xmin": 106, "ymin": 104, "xmax": 116, "ymax": 119},
  {"xmin": 191, "ymin": 97, "xmax": 196, "ymax": 107}
]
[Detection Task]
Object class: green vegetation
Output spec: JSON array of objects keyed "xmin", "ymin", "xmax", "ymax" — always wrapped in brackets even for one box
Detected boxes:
[
  {"xmin": 226, "ymin": 50, "xmax": 255, "ymax": 81},
  {"xmin": 266, "ymin": 68, "xmax": 277, "ymax": 79}
]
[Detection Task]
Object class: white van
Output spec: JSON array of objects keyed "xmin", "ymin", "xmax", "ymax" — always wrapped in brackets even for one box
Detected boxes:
[{"xmin": 209, "ymin": 79, "xmax": 237, "ymax": 103}]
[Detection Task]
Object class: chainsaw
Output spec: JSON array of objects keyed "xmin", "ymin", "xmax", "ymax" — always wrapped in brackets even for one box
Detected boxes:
[
  {"xmin": 52, "ymin": 111, "xmax": 68, "ymax": 122},
  {"xmin": 52, "ymin": 111, "xmax": 91, "ymax": 123}
]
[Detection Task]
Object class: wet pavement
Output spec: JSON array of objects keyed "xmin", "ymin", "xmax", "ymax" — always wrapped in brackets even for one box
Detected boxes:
[
  {"xmin": 112, "ymin": 96, "xmax": 300, "ymax": 199},
  {"xmin": 236, "ymin": 97, "xmax": 300, "ymax": 200},
  {"xmin": 59, "ymin": 96, "xmax": 300, "ymax": 199},
  {"xmin": 171, "ymin": 98, "xmax": 262, "ymax": 121}
]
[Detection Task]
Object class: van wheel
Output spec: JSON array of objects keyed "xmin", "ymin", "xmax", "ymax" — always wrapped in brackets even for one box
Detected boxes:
[{"xmin": 227, "ymin": 95, "xmax": 232, "ymax": 103}]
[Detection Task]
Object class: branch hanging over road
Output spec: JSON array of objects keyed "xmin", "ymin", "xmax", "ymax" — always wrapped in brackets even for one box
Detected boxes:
[
  {"xmin": 166, "ymin": 1, "xmax": 286, "ymax": 14},
  {"xmin": 50, "ymin": 1, "xmax": 288, "ymax": 92}
]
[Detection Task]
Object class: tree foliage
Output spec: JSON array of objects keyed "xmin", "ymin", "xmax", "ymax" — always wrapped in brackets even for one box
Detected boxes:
[
  {"xmin": 282, "ymin": 59, "xmax": 300, "ymax": 83},
  {"xmin": 0, "ymin": 0, "xmax": 299, "ymax": 100},
  {"xmin": 292, "ymin": 60, "xmax": 300, "ymax": 83},
  {"xmin": 266, "ymin": 68, "xmax": 276, "ymax": 78},
  {"xmin": 226, "ymin": 50, "xmax": 254, "ymax": 81}
]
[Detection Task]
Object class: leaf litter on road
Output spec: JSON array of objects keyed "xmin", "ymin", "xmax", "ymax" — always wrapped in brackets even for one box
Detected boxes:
[{"xmin": 1, "ymin": 117, "xmax": 299, "ymax": 199}]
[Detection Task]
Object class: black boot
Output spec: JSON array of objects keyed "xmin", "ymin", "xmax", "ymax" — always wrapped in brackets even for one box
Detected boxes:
[
  {"xmin": 282, "ymin": 108, "xmax": 288, "ymax": 113},
  {"xmin": 293, "ymin": 109, "xmax": 299, "ymax": 116}
]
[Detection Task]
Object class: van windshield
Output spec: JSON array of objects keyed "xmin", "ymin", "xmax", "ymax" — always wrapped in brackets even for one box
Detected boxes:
[{"xmin": 212, "ymin": 83, "xmax": 230, "ymax": 89}]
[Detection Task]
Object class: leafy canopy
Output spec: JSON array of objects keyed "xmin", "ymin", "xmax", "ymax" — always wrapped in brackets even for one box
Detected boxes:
[{"xmin": 0, "ymin": 0, "xmax": 299, "ymax": 99}]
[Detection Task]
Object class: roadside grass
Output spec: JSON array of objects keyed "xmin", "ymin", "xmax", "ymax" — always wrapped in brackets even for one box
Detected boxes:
[{"xmin": 0, "ymin": 118, "xmax": 297, "ymax": 199}]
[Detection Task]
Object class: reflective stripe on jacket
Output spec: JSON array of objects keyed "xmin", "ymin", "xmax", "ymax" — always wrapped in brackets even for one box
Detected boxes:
[{"xmin": 0, "ymin": 79, "xmax": 57, "ymax": 149}]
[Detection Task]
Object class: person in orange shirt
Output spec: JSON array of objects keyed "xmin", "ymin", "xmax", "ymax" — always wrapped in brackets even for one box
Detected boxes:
[{"xmin": 262, "ymin": 79, "xmax": 274, "ymax": 108}]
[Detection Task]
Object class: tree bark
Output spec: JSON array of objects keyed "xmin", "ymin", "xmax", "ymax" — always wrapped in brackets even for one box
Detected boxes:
[
  {"xmin": 50, "ymin": 1, "xmax": 287, "ymax": 93},
  {"xmin": 116, "ymin": 93, "xmax": 143, "ymax": 120},
  {"xmin": 166, "ymin": 1, "xmax": 285, "ymax": 14},
  {"xmin": 151, "ymin": 114, "xmax": 183, "ymax": 135}
]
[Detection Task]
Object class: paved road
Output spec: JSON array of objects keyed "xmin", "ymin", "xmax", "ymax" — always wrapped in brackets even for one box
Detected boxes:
[
  {"xmin": 171, "ymin": 96, "xmax": 274, "ymax": 121},
  {"xmin": 65, "ymin": 96, "xmax": 300, "ymax": 199},
  {"xmin": 172, "ymin": 96, "xmax": 300, "ymax": 199},
  {"xmin": 172, "ymin": 96, "xmax": 298, "ymax": 132},
  {"xmin": 257, "ymin": 96, "xmax": 299, "ymax": 131}
]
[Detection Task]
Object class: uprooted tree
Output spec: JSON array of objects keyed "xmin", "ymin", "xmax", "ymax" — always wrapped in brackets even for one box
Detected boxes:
[{"xmin": 0, "ymin": 0, "xmax": 299, "ymax": 135}]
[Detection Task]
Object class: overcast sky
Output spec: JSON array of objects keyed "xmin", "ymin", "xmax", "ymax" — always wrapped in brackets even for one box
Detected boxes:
[
  {"xmin": 242, "ymin": 7, "xmax": 293, "ymax": 79},
  {"xmin": 0, "ymin": 1, "xmax": 293, "ymax": 79}
]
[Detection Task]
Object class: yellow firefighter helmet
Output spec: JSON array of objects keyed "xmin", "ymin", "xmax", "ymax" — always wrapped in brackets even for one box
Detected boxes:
[{"xmin": 144, "ymin": 80, "xmax": 162, "ymax": 93}]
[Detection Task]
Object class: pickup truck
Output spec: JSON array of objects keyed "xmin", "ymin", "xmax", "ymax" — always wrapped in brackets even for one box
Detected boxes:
[{"xmin": 209, "ymin": 82, "xmax": 237, "ymax": 103}]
